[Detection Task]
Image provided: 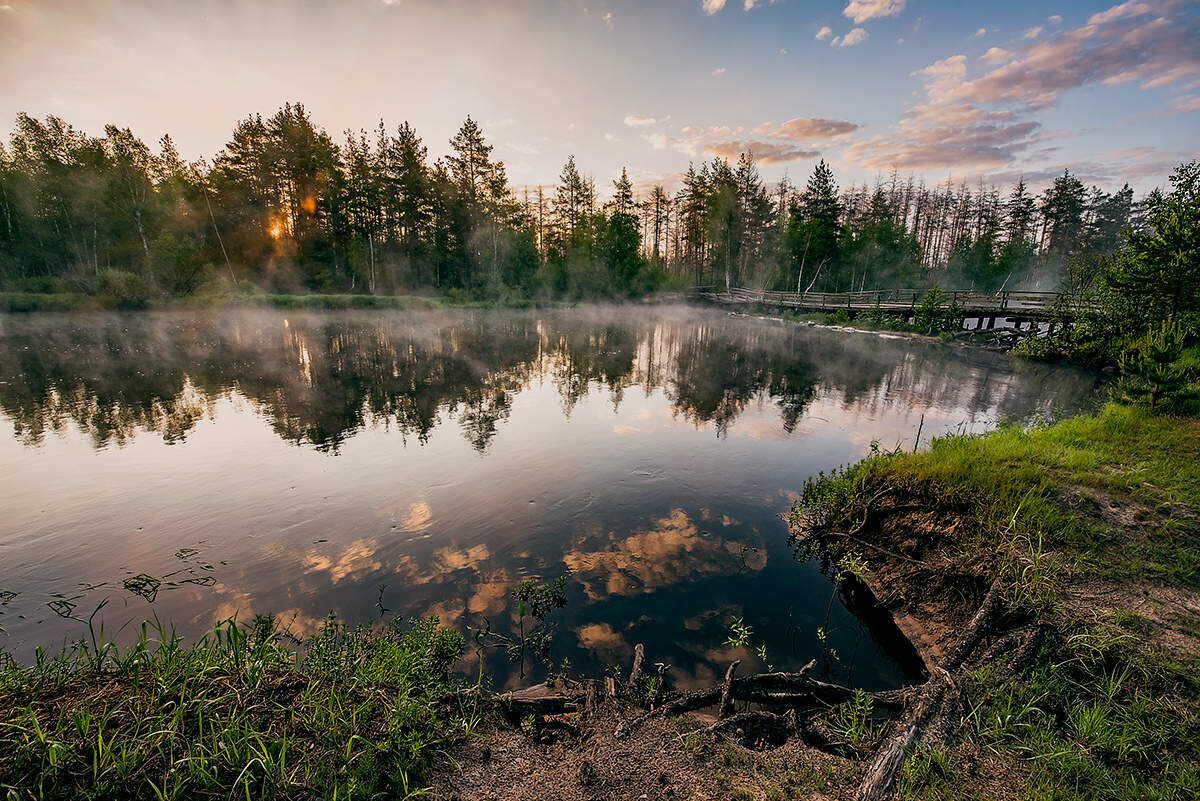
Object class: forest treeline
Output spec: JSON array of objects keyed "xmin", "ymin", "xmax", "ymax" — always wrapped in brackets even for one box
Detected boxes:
[{"xmin": 0, "ymin": 102, "xmax": 1177, "ymax": 302}]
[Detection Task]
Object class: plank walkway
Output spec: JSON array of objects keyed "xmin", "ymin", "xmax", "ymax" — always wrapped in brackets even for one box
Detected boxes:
[{"xmin": 694, "ymin": 286, "xmax": 1088, "ymax": 321}]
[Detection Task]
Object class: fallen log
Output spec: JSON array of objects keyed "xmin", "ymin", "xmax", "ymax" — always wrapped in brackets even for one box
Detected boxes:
[
  {"xmin": 800, "ymin": 716, "xmax": 856, "ymax": 758},
  {"xmin": 494, "ymin": 694, "xmax": 583, "ymax": 716},
  {"xmin": 583, "ymin": 680, "xmax": 598, "ymax": 722},
  {"xmin": 493, "ymin": 684, "xmax": 586, "ymax": 716},
  {"xmin": 854, "ymin": 579, "xmax": 1005, "ymax": 801},
  {"xmin": 732, "ymin": 687, "xmax": 906, "ymax": 712},
  {"xmin": 731, "ymin": 672, "xmax": 905, "ymax": 711}
]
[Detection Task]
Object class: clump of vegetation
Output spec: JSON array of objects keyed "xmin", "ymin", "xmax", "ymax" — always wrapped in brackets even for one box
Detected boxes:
[
  {"xmin": 724, "ymin": 617, "xmax": 774, "ymax": 671},
  {"xmin": 912, "ymin": 286, "xmax": 965, "ymax": 335},
  {"xmin": 474, "ymin": 575, "xmax": 568, "ymax": 679},
  {"xmin": 0, "ymin": 614, "xmax": 475, "ymax": 800},
  {"xmin": 828, "ymin": 689, "xmax": 883, "ymax": 756},
  {"xmin": 1118, "ymin": 322, "xmax": 1200, "ymax": 412},
  {"xmin": 965, "ymin": 629, "xmax": 1200, "ymax": 800}
]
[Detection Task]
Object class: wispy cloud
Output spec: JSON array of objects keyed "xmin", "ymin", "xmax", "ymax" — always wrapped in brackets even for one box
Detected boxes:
[
  {"xmin": 643, "ymin": 123, "xmax": 800, "ymax": 161},
  {"xmin": 702, "ymin": 0, "xmax": 726, "ymax": 14},
  {"xmin": 972, "ymin": 27, "xmax": 987, "ymax": 38},
  {"xmin": 1023, "ymin": 26, "xmax": 1043, "ymax": 39},
  {"xmin": 712, "ymin": 66, "xmax": 726, "ymax": 75},
  {"xmin": 831, "ymin": 28, "xmax": 868, "ymax": 48},
  {"xmin": 624, "ymin": 115, "xmax": 657, "ymax": 127},
  {"xmin": 944, "ymin": 3, "xmax": 1200, "ymax": 109},
  {"xmin": 707, "ymin": 140, "xmax": 819, "ymax": 163},
  {"xmin": 815, "ymin": 25, "xmax": 832, "ymax": 40},
  {"xmin": 753, "ymin": 117, "xmax": 859, "ymax": 138},
  {"xmin": 1088, "ymin": 1, "xmax": 1154, "ymax": 26},
  {"xmin": 844, "ymin": 101, "xmax": 1041, "ymax": 171},
  {"xmin": 1173, "ymin": 94, "xmax": 1200, "ymax": 112},
  {"xmin": 842, "ymin": 0, "xmax": 906, "ymax": 25}
]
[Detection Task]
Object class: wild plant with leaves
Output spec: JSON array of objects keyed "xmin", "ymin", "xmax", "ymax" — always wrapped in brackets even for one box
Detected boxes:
[{"xmin": 473, "ymin": 576, "xmax": 568, "ymax": 679}]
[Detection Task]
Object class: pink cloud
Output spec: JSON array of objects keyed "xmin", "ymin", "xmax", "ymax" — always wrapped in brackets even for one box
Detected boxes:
[
  {"xmin": 943, "ymin": 4, "xmax": 1200, "ymax": 110},
  {"xmin": 843, "ymin": 1, "xmax": 1196, "ymax": 178},
  {"xmin": 707, "ymin": 140, "xmax": 820, "ymax": 163},
  {"xmin": 1088, "ymin": 1, "xmax": 1155, "ymax": 25},
  {"xmin": 980, "ymin": 46, "xmax": 1013, "ymax": 65},
  {"xmin": 1173, "ymin": 94, "xmax": 1200, "ymax": 112},
  {"xmin": 752, "ymin": 117, "xmax": 859, "ymax": 139}
]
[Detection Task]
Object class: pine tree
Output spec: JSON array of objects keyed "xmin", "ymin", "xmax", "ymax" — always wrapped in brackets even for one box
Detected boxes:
[{"xmin": 785, "ymin": 160, "xmax": 841, "ymax": 291}]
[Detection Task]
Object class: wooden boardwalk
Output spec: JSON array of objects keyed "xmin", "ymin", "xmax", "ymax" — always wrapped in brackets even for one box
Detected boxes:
[{"xmin": 695, "ymin": 286, "xmax": 1083, "ymax": 323}]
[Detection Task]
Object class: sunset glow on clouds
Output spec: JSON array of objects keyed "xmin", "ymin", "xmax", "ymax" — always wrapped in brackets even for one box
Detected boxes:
[{"xmin": 0, "ymin": 0, "xmax": 1195, "ymax": 193}]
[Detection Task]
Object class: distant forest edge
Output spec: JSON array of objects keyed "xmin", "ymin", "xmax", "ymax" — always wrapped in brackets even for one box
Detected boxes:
[{"xmin": 0, "ymin": 102, "xmax": 1192, "ymax": 307}]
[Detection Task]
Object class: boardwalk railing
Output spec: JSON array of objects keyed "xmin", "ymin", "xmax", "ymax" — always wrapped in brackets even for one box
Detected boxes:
[{"xmin": 692, "ymin": 286, "xmax": 1085, "ymax": 316}]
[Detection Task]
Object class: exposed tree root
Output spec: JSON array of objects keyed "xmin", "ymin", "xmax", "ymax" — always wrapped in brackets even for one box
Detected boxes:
[
  {"xmin": 707, "ymin": 709, "xmax": 797, "ymax": 748},
  {"xmin": 854, "ymin": 579, "xmax": 1006, "ymax": 801}
]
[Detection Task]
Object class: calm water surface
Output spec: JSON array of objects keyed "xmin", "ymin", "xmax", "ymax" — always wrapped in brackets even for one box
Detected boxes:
[{"xmin": 0, "ymin": 306, "xmax": 1099, "ymax": 689}]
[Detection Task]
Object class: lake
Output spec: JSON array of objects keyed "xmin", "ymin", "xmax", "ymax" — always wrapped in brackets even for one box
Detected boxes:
[{"xmin": 0, "ymin": 306, "xmax": 1100, "ymax": 690}]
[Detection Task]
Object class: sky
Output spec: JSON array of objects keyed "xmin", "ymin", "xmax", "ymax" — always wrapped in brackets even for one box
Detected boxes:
[{"xmin": 0, "ymin": 0, "xmax": 1197, "ymax": 197}]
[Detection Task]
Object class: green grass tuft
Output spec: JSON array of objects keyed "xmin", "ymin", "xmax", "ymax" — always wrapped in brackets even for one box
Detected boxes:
[{"xmin": 0, "ymin": 614, "xmax": 476, "ymax": 800}]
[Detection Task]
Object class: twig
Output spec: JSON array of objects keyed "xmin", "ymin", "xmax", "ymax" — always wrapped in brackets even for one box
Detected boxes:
[{"xmin": 718, "ymin": 660, "xmax": 740, "ymax": 719}]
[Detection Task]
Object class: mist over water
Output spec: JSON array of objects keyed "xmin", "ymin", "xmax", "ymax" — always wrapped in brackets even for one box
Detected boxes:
[{"xmin": 0, "ymin": 306, "xmax": 1100, "ymax": 689}]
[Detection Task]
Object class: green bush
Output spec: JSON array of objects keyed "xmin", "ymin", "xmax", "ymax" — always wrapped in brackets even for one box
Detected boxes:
[
  {"xmin": 1118, "ymin": 322, "xmax": 1199, "ymax": 411},
  {"xmin": 96, "ymin": 269, "xmax": 153, "ymax": 309},
  {"xmin": 913, "ymin": 287, "xmax": 963, "ymax": 335}
]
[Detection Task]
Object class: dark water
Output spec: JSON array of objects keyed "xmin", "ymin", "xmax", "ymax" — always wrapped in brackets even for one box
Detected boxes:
[{"xmin": 0, "ymin": 307, "xmax": 1099, "ymax": 690}]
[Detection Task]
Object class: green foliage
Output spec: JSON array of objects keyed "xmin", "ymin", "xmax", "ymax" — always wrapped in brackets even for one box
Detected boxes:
[
  {"xmin": 0, "ymin": 615, "xmax": 474, "ymax": 800},
  {"xmin": 912, "ymin": 287, "xmax": 963, "ymax": 335},
  {"xmin": 1105, "ymin": 161, "xmax": 1200, "ymax": 331},
  {"xmin": 862, "ymin": 299, "xmax": 886, "ymax": 327},
  {"xmin": 96, "ymin": 269, "xmax": 152, "ymax": 309},
  {"xmin": 1034, "ymin": 161, "xmax": 1200, "ymax": 369},
  {"xmin": 0, "ymin": 107, "xmax": 1175, "ymax": 306},
  {"xmin": 895, "ymin": 746, "xmax": 956, "ymax": 800},
  {"xmin": 795, "ymin": 402, "xmax": 1200, "ymax": 587},
  {"xmin": 475, "ymin": 576, "xmax": 569, "ymax": 678},
  {"xmin": 1118, "ymin": 322, "xmax": 1199, "ymax": 411},
  {"xmin": 965, "ymin": 629, "xmax": 1200, "ymax": 801},
  {"xmin": 828, "ymin": 689, "xmax": 882, "ymax": 755}
]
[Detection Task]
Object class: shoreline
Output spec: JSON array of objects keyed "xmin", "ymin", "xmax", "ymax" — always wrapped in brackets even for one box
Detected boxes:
[{"xmin": 5, "ymin": 403, "xmax": 1195, "ymax": 799}]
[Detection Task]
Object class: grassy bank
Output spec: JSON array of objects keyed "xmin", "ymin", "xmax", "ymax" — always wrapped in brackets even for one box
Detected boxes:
[
  {"xmin": 0, "ymin": 615, "xmax": 477, "ymax": 800},
  {"xmin": 794, "ymin": 403, "xmax": 1200, "ymax": 799}
]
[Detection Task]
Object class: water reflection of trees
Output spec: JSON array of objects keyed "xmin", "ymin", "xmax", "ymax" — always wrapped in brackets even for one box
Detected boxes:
[{"xmin": 0, "ymin": 310, "xmax": 1098, "ymax": 451}]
